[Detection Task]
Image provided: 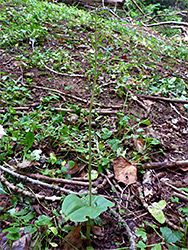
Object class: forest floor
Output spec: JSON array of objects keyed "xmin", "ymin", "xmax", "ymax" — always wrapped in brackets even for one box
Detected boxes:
[{"xmin": 0, "ymin": 0, "xmax": 188, "ymax": 249}]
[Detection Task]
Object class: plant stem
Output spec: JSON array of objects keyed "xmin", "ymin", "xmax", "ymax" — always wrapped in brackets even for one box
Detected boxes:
[{"xmin": 87, "ymin": 9, "xmax": 98, "ymax": 240}]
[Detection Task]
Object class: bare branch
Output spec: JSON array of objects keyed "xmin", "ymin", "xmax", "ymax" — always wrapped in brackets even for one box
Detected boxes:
[{"xmin": 147, "ymin": 21, "xmax": 188, "ymax": 27}]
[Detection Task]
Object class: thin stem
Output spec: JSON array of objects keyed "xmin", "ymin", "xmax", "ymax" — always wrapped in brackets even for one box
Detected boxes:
[
  {"xmin": 88, "ymin": 10, "xmax": 98, "ymax": 207},
  {"xmin": 87, "ymin": 9, "xmax": 98, "ymax": 240}
]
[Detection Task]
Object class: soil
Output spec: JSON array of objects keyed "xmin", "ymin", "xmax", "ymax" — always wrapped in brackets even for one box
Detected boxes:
[{"xmin": 0, "ymin": 6, "xmax": 188, "ymax": 249}]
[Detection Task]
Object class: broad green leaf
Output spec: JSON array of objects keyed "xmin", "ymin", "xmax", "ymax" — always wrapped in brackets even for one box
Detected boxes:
[
  {"xmin": 50, "ymin": 242, "xmax": 58, "ymax": 247},
  {"xmin": 178, "ymin": 207, "xmax": 188, "ymax": 216},
  {"xmin": 136, "ymin": 240, "xmax": 146, "ymax": 250},
  {"xmin": 21, "ymin": 212, "xmax": 35, "ymax": 222},
  {"xmin": 3, "ymin": 227, "xmax": 20, "ymax": 234},
  {"xmin": 50, "ymin": 152, "xmax": 56, "ymax": 165},
  {"xmin": 35, "ymin": 215, "xmax": 52, "ymax": 226},
  {"xmin": 140, "ymin": 119, "xmax": 151, "ymax": 126},
  {"xmin": 148, "ymin": 200, "xmax": 166, "ymax": 224},
  {"xmin": 168, "ymin": 246, "xmax": 180, "ymax": 250},
  {"xmin": 106, "ymin": 139, "xmax": 121, "ymax": 152},
  {"xmin": 85, "ymin": 170, "xmax": 98, "ymax": 180},
  {"xmin": 7, "ymin": 233, "xmax": 21, "ymax": 241},
  {"xmin": 24, "ymin": 225, "xmax": 37, "ymax": 234},
  {"xmin": 152, "ymin": 244, "xmax": 161, "ymax": 250},
  {"xmin": 62, "ymin": 194, "xmax": 114, "ymax": 222},
  {"xmin": 160, "ymin": 227, "xmax": 184, "ymax": 243},
  {"xmin": 102, "ymin": 128, "xmax": 112, "ymax": 139},
  {"xmin": 25, "ymin": 131, "xmax": 34, "ymax": 149},
  {"xmin": 16, "ymin": 183, "xmax": 25, "ymax": 190},
  {"xmin": 49, "ymin": 226, "xmax": 58, "ymax": 236},
  {"xmin": 76, "ymin": 147, "xmax": 87, "ymax": 153},
  {"xmin": 14, "ymin": 208, "xmax": 29, "ymax": 216},
  {"xmin": 9, "ymin": 106, "xmax": 16, "ymax": 114},
  {"xmin": 135, "ymin": 228, "xmax": 147, "ymax": 242},
  {"xmin": 0, "ymin": 181, "xmax": 7, "ymax": 194}
]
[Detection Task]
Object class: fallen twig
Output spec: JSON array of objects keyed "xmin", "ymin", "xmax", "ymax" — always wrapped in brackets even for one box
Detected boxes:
[
  {"xmin": 138, "ymin": 94, "xmax": 188, "ymax": 104},
  {"xmin": 143, "ymin": 160, "xmax": 188, "ymax": 169},
  {"xmin": 0, "ymin": 173, "xmax": 62, "ymax": 201},
  {"xmin": 147, "ymin": 21, "xmax": 188, "ymax": 27},
  {"xmin": 172, "ymin": 192, "xmax": 188, "ymax": 202},
  {"xmin": 160, "ymin": 179, "xmax": 188, "ymax": 197},
  {"xmin": 31, "ymin": 84, "xmax": 89, "ymax": 103},
  {"xmin": 170, "ymin": 103, "xmax": 188, "ymax": 121},
  {"xmin": 41, "ymin": 60, "xmax": 85, "ymax": 78},
  {"xmin": 0, "ymin": 165, "xmax": 82, "ymax": 195},
  {"xmin": 17, "ymin": 171, "xmax": 90, "ymax": 186},
  {"xmin": 109, "ymin": 208, "xmax": 136, "ymax": 250},
  {"xmin": 101, "ymin": 173, "xmax": 120, "ymax": 198}
]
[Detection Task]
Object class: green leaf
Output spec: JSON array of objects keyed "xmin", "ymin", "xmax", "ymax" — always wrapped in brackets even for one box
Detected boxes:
[
  {"xmin": 62, "ymin": 194, "xmax": 114, "ymax": 222},
  {"xmin": 50, "ymin": 242, "xmax": 58, "ymax": 247},
  {"xmin": 136, "ymin": 240, "xmax": 146, "ymax": 250},
  {"xmin": 21, "ymin": 212, "xmax": 35, "ymax": 222},
  {"xmin": 168, "ymin": 246, "xmax": 180, "ymax": 250},
  {"xmin": 0, "ymin": 181, "xmax": 7, "ymax": 194},
  {"xmin": 178, "ymin": 207, "xmax": 188, "ymax": 216},
  {"xmin": 140, "ymin": 119, "xmax": 151, "ymax": 126},
  {"xmin": 76, "ymin": 147, "xmax": 87, "ymax": 153},
  {"xmin": 3, "ymin": 227, "xmax": 20, "ymax": 234},
  {"xmin": 101, "ymin": 128, "xmax": 112, "ymax": 139},
  {"xmin": 85, "ymin": 170, "xmax": 98, "ymax": 180},
  {"xmin": 135, "ymin": 228, "xmax": 147, "ymax": 242},
  {"xmin": 16, "ymin": 182, "xmax": 25, "ymax": 190},
  {"xmin": 160, "ymin": 227, "xmax": 184, "ymax": 243},
  {"xmin": 49, "ymin": 226, "xmax": 58, "ymax": 236},
  {"xmin": 106, "ymin": 139, "xmax": 121, "ymax": 152},
  {"xmin": 25, "ymin": 131, "xmax": 34, "ymax": 149},
  {"xmin": 24, "ymin": 225, "xmax": 37, "ymax": 234},
  {"xmin": 64, "ymin": 85, "xmax": 73, "ymax": 90},
  {"xmin": 152, "ymin": 244, "xmax": 162, "ymax": 250},
  {"xmin": 50, "ymin": 152, "xmax": 56, "ymax": 165},
  {"xmin": 35, "ymin": 215, "xmax": 52, "ymax": 226},
  {"xmin": 9, "ymin": 106, "xmax": 16, "ymax": 114},
  {"xmin": 7, "ymin": 233, "xmax": 21, "ymax": 241},
  {"xmin": 148, "ymin": 200, "xmax": 166, "ymax": 224},
  {"xmin": 14, "ymin": 208, "xmax": 29, "ymax": 216}
]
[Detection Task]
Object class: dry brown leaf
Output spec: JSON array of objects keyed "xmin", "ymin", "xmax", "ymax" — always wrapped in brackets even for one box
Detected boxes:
[
  {"xmin": 65, "ymin": 162, "xmax": 80, "ymax": 175},
  {"xmin": 143, "ymin": 99, "xmax": 153, "ymax": 105},
  {"xmin": 17, "ymin": 161, "xmax": 39, "ymax": 169},
  {"xmin": 180, "ymin": 166, "xmax": 188, "ymax": 171},
  {"xmin": 61, "ymin": 225, "xmax": 82, "ymax": 250},
  {"xmin": 133, "ymin": 137, "xmax": 146, "ymax": 152},
  {"xmin": 113, "ymin": 157, "xmax": 137, "ymax": 185},
  {"xmin": 13, "ymin": 61, "xmax": 20, "ymax": 67}
]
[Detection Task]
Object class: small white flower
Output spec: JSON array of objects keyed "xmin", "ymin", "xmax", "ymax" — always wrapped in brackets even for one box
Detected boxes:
[{"xmin": 0, "ymin": 125, "xmax": 6, "ymax": 139}]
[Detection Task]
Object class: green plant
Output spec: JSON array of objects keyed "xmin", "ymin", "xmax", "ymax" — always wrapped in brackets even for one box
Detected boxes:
[{"xmin": 61, "ymin": 9, "xmax": 114, "ymax": 244}]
